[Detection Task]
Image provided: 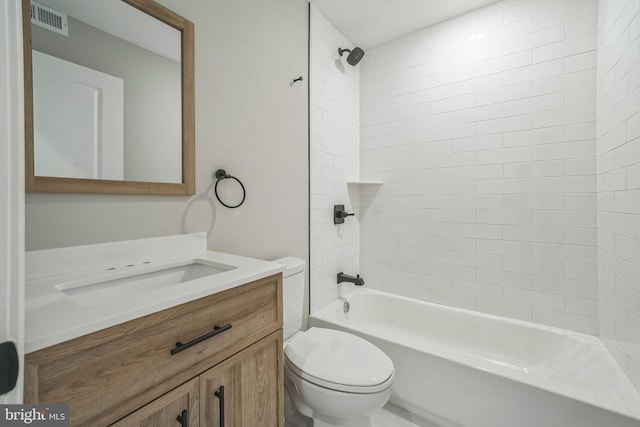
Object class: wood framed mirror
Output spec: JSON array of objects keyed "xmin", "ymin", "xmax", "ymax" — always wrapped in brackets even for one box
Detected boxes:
[{"xmin": 23, "ymin": 0, "xmax": 195, "ymax": 195}]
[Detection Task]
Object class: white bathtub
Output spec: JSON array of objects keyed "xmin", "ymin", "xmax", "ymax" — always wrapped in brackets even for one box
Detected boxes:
[{"xmin": 309, "ymin": 289, "xmax": 640, "ymax": 427}]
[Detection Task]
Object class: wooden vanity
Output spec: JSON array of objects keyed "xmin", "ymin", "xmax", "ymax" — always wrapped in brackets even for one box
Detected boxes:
[{"xmin": 25, "ymin": 272, "xmax": 284, "ymax": 426}]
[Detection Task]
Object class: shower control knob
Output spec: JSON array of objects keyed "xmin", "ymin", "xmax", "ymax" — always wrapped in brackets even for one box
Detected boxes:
[{"xmin": 334, "ymin": 205, "xmax": 355, "ymax": 224}]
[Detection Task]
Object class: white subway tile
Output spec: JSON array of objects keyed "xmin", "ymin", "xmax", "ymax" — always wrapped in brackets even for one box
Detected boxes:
[
  {"xmin": 503, "ymin": 225, "xmax": 564, "ymax": 242},
  {"xmin": 532, "ymin": 175, "xmax": 596, "ymax": 192},
  {"xmin": 453, "ymin": 164, "xmax": 504, "ymax": 180},
  {"xmin": 454, "ymin": 280, "xmax": 503, "ymax": 299},
  {"xmin": 503, "ymin": 25, "xmax": 565, "ymax": 55},
  {"xmin": 565, "ymin": 261, "xmax": 597, "ymax": 281},
  {"xmin": 504, "ymin": 255, "xmax": 565, "ymax": 276},
  {"xmin": 532, "ymin": 307, "xmax": 598, "ymax": 334},
  {"xmin": 477, "ymin": 146, "xmax": 532, "ymax": 165},
  {"xmin": 532, "ymin": 275, "xmax": 596, "ymax": 298},
  {"xmin": 477, "ymin": 50, "xmax": 532, "ymax": 76},
  {"xmin": 428, "ymin": 236, "xmax": 476, "ymax": 251},
  {"xmin": 430, "ymin": 123, "xmax": 477, "ymax": 142},
  {"xmin": 503, "ymin": 58, "xmax": 565, "ymax": 86},
  {"xmin": 504, "ymin": 160, "xmax": 565, "ymax": 177},
  {"xmin": 531, "ymin": 69, "xmax": 596, "ymax": 95},
  {"xmin": 454, "ymin": 104, "xmax": 504, "ymax": 124},
  {"xmin": 533, "ymin": 0, "xmax": 597, "ymax": 31},
  {"xmin": 532, "ymin": 105, "xmax": 595, "ymax": 127},
  {"xmin": 351, "ymin": 0, "xmax": 604, "ymax": 339},
  {"xmin": 532, "ymin": 139, "xmax": 595, "ymax": 160},
  {"xmin": 477, "ymin": 298, "xmax": 533, "ymax": 321},
  {"xmin": 504, "ymin": 93, "xmax": 565, "ymax": 115},
  {"xmin": 532, "ymin": 210, "xmax": 596, "ymax": 227},
  {"xmin": 503, "ymin": 193, "xmax": 565, "ymax": 209},
  {"xmin": 565, "ymin": 295, "xmax": 598, "ymax": 316},
  {"xmin": 477, "ymin": 178, "xmax": 532, "ymax": 194},
  {"xmin": 453, "ymin": 194, "xmax": 503, "ymax": 208},
  {"xmin": 477, "ymin": 82, "xmax": 532, "ymax": 105},
  {"xmin": 477, "ymin": 114, "xmax": 533, "ymax": 135},
  {"xmin": 565, "ymin": 14, "xmax": 597, "ymax": 39},
  {"xmin": 431, "ymin": 290, "xmax": 477, "ymax": 310},
  {"xmin": 504, "ymin": 0, "xmax": 566, "ymax": 24},
  {"xmin": 453, "ymin": 134, "xmax": 504, "ymax": 152},
  {"xmin": 431, "ymin": 209, "xmax": 477, "ymax": 223},
  {"xmin": 452, "ymin": 223, "xmax": 503, "ymax": 239},
  {"xmin": 430, "ymin": 262, "xmax": 477, "ymax": 281},
  {"xmin": 504, "ymin": 287, "xmax": 564, "ymax": 310},
  {"xmin": 532, "ymin": 33, "xmax": 596, "ymax": 63},
  {"xmin": 615, "ymin": 189, "xmax": 640, "ymax": 214},
  {"xmin": 477, "ymin": 267, "xmax": 532, "ymax": 289},
  {"xmin": 565, "ymin": 122, "xmax": 595, "ymax": 141},
  {"xmin": 565, "ymin": 51, "xmax": 597, "ymax": 73},
  {"xmin": 564, "ymin": 227, "xmax": 596, "ymax": 245},
  {"xmin": 503, "ymin": 126, "xmax": 565, "ymax": 147},
  {"xmin": 431, "ymin": 93, "xmax": 477, "ymax": 114},
  {"xmin": 477, "ymin": 209, "xmax": 532, "ymax": 224}
]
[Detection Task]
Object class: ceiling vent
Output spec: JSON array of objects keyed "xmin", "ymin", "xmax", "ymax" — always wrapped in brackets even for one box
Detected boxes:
[{"xmin": 30, "ymin": 1, "xmax": 68, "ymax": 36}]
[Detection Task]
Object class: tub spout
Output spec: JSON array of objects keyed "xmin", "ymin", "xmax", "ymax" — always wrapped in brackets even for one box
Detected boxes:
[{"xmin": 337, "ymin": 272, "xmax": 365, "ymax": 286}]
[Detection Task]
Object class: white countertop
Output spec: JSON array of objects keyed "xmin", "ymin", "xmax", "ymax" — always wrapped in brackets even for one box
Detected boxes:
[{"xmin": 25, "ymin": 233, "xmax": 284, "ymax": 353}]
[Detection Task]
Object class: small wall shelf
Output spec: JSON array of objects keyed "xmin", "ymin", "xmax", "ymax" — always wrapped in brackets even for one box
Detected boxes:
[{"xmin": 346, "ymin": 180, "xmax": 383, "ymax": 185}]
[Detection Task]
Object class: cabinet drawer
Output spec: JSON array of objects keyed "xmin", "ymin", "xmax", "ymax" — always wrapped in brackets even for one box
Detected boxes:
[{"xmin": 25, "ymin": 274, "xmax": 282, "ymax": 426}]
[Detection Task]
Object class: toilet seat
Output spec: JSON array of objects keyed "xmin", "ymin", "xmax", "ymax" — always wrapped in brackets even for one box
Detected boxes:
[{"xmin": 284, "ymin": 327, "xmax": 394, "ymax": 393}]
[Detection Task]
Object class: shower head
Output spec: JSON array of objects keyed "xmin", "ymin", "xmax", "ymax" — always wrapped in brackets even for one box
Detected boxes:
[{"xmin": 338, "ymin": 47, "xmax": 365, "ymax": 66}]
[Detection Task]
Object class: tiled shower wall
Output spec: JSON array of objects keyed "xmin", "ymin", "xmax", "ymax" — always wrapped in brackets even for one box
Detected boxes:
[
  {"xmin": 309, "ymin": 6, "xmax": 361, "ymax": 312},
  {"xmin": 597, "ymin": 0, "xmax": 640, "ymax": 390},
  {"xmin": 359, "ymin": 0, "xmax": 599, "ymax": 334}
]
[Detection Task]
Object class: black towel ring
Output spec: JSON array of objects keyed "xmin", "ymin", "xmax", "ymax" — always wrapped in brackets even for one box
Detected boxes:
[{"xmin": 214, "ymin": 169, "xmax": 246, "ymax": 209}]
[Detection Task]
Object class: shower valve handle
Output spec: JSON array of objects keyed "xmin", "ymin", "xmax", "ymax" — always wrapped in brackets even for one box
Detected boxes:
[{"xmin": 334, "ymin": 205, "xmax": 354, "ymax": 224}]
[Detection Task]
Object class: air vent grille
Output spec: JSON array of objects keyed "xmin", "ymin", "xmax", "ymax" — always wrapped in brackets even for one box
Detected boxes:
[{"xmin": 30, "ymin": 1, "xmax": 68, "ymax": 37}]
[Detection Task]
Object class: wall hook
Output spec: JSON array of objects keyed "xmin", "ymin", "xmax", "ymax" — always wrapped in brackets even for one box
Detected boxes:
[{"xmin": 292, "ymin": 76, "xmax": 303, "ymax": 84}]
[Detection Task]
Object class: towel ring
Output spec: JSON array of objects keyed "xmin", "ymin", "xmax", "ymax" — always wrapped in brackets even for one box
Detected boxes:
[{"xmin": 214, "ymin": 169, "xmax": 246, "ymax": 209}]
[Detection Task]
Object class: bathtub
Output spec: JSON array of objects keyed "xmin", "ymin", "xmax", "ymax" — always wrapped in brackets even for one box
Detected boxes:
[{"xmin": 309, "ymin": 289, "xmax": 640, "ymax": 427}]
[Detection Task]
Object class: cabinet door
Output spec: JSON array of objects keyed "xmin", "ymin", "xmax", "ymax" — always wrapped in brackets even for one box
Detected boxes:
[
  {"xmin": 112, "ymin": 378, "xmax": 199, "ymax": 427},
  {"xmin": 201, "ymin": 331, "xmax": 283, "ymax": 427}
]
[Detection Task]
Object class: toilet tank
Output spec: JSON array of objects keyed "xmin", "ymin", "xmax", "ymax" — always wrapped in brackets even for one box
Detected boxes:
[{"xmin": 272, "ymin": 257, "xmax": 305, "ymax": 340}]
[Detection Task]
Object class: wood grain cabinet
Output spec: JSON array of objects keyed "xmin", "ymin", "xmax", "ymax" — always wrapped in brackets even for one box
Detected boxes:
[
  {"xmin": 25, "ymin": 274, "xmax": 284, "ymax": 427},
  {"xmin": 112, "ymin": 378, "xmax": 200, "ymax": 427},
  {"xmin": 200, "ymin": 332, "xmax": 283, "ymax": 427}
]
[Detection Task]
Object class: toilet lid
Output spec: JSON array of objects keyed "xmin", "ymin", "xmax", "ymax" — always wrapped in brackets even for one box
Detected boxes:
[{"xmin": 284, "ymin": 328, "xmax": 394, "ymax": 392}]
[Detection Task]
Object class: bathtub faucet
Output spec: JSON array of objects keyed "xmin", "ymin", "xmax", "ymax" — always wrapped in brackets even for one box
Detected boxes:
[{"xmin": 337, "ymin": 272, "xmax": 365, "ymax": 286}]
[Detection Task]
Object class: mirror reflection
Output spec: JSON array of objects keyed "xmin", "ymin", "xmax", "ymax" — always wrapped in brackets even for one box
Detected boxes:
[{"xmin": 30, "ymin": 0, "xmax": 183, "ymax": 183}]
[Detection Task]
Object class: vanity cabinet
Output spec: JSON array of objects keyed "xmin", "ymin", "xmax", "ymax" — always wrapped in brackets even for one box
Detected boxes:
[
  {"xmin": 24, "ymin": 273, "xmax": 284, "ymax": 427},
  {"xmin": 200, "ymin": 332, "xmax": 282, "ymax": 427},
  {"xmin": 112, "ymin": 378, "xmax": 200, "ymax": 427}
]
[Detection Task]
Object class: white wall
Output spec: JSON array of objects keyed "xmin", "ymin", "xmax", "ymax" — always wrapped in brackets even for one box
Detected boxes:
[
  {"xmin": 25, "ymin": 0, "xmax": 309, "ymax": 271},
  {"xmin": 309, "ymin": 6, "xmax": 361, "ymax": 312},
  {"xmin": 359, "ymin": 0, "xmax": 599, "ymax": 334},
  {"xmin": 597, "ymin": 0, "xmax": 640, "ymax": 391}
]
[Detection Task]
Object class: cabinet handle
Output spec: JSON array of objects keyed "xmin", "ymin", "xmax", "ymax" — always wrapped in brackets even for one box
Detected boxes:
[
  {"xmin": 170, "ymin": 324, "xmax": 232, "ymax": 355},
  {"xmin": 176, "ymin": 409, "xmax": 188, "ymax": 427},
  {"xmin": 214, "ymin": 385, "xmax": 225, "ymax": 427}
]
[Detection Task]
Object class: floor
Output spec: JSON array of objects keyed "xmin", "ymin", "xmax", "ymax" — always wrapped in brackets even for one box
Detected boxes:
[{"xmin": 371, "ymin": 404, "xmax": 441, "ymax": 427}]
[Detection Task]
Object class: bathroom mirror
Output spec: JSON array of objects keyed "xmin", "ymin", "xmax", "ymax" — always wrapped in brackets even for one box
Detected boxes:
[{"xmin": 23, "ymin": 0, "xmax": 195, "ymax": 195}]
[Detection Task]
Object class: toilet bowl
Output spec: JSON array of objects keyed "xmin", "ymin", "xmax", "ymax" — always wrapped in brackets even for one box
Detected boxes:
[
  {"xmin": 284, "ymin": 328, "xmax": 393, "ymax": 427},
  {"xmin": 273, "ymin": 257, "xmax": 394, "ymax": 427}
]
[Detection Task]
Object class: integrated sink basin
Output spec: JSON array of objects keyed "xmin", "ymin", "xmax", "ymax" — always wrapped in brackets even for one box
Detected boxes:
[
  {"xmin": 26, "ymin": 232, "xmax": 285, "ymax": 352},
  {"xmin": 55, "ymin": 259, "xmax": 236, "ymax": 307}
]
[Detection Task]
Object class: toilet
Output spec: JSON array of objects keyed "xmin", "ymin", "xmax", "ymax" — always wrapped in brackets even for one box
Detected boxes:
[{"xmin": 273, "ymin": 257, "xmax": 394, "ymax": 427}]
